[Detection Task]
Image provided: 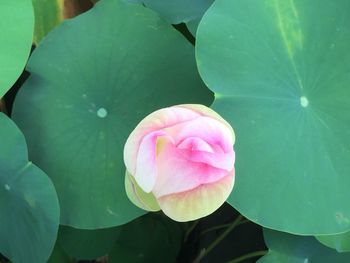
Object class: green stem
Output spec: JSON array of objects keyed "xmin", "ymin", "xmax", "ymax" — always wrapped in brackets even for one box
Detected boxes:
[
  {"xmin": 194, "ymin": 215, "xmax": 243, "ymax": 263},
  {"xmin": 226, "ymin": 250, "xmax": 267, "ymax": 263},
  {"xmin": 184, "ymin": 220, "xmax": 199, "ymax": 242},
  {"xmin": 200, "ymin": 219, "xmax": 250, "ymax": 237},
  {"xmin": 205, "ymin": 215, "xmax": 243, "ymax": 255}
]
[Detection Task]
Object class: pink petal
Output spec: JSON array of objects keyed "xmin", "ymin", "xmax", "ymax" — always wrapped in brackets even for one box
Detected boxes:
[
  {"xmin": 133, "ymin": 130, "xmax": 168, "ymax": 193},
  {"xmin": 177, "ymin": 137, "xmax": 235, "ymax": 171},
  {"xmin": 166, "ymin": 116, "xmax": 234, "ymax": 153},
  {"xmin": 176, "ymin": 104, "xmax": 235, "ymax": 144},
  {"xmin": 178, "ymin": 148, "xmax": 235, "ymax": 171},
  {"xmin": 152, "ymin": 141, "xmax": 233, "ymax": 198},
  {"xmin": 177, "ymin": 137, "xmax": 214, "ymax": 153},
  {"xmin": 124, "ymin": 106, "xmax": 201, "ymax": 175}
]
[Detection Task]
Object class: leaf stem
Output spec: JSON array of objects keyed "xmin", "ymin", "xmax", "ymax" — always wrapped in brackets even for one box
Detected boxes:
[
  {"xmin": 200, "ymin": 219, "xmax": 250, "ymax": 237},
  {"xmin": 226, "ymin": 250, "xmax": 267, "ymax": 263},
  {"xmin": 184, "ymin": 220, "xmax": 199, "ymax": 242},
  {"xmin": 194, "ymin": 215, "xmax": 243, "ymax": 262}
]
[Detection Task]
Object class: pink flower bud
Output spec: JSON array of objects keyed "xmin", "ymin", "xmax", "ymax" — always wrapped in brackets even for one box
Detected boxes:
[{"xmin": 124, "ymin": 104, "xmax": 235, "ymax": 222}]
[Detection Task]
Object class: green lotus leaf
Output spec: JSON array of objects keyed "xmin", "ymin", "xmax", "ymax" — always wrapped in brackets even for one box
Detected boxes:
[
  {"xmin": 109, "ymin": 213, "xmax": 183, "ymax": 263},
  {"xmin": 0, "ymin": 113, "xmax": 60, "ymax": 263},
  {"xmin": 0, "ymin": 0, "xmax": 34, "ymax": 98},
  {"xmin": 316, "ymin": 231, "xmax": 350, "ymax": 253},
  {"xmin": 186, "ymin": 18, "xmax": 201, "ymax": 37},
  {"xmin": 196, "ymin": 0, "xmax": 350, "ymax": 235},
  {"xmin": 58, "ymin": 226, "xmax": 120, "ymax": 260},
  {"xmin": 13, "ymin": 0, "xmax": 212, "ymax": 229},
  {"xmin": 47, "ymin": 244, "xmax": 72, "ymax": 263},
  {"xmin": 259, "ymin": 229, "xmax": 350, "ymax": 263},
  {"xmin": 127, "ymin": 0, "xmax": 214, "ymax": 24},
  {"xmin": 32, "ymin": 0, "xmax": 64, "ymax": 44}
]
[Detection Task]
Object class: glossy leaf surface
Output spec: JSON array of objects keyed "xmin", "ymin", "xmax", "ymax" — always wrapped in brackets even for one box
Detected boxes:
[{"xmin": 196, "ymin": 0, "xmax": 350, "ymax": 234}]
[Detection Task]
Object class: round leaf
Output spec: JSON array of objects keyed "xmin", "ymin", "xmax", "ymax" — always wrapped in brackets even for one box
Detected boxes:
[
  {"xmin": 0, "ymin": 0, "xmax": 34, "ymax": 97},
  {"xmin": 0, "ymin": 113, "xmax": 60, "ymax": 263},
  {"xmin": 316, "ymin": 231, "xmax": 350, "ymax": 253},
  {"xmin": 13, "ymin": 0, "xmax": 212, "ymax": 229},
  {"xmin": 259, "ymin": 229, "xmax": 350, "ymax": 263},
  {"xmin": 196, "ymin": 0, "xmax": 350, "ymax": 234}
]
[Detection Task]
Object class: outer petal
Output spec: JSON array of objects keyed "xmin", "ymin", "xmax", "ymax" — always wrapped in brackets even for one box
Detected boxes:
[
  {"xmin": 125, "ymin": 171, "xmax": 160, "ymax": 212},
  {"xmin": 124, "ymin": 106, "xmax": 201, "ymax": 175},
  {"xmin": 134, "ymin": 130, "xmax": 167, "ymax": 193},
  {"xmin": 157, "ymin": 173, "xmax": 235, "ymax": 222},
  {"xmin": 153, "ymin": 142, "xmax": 231, "ymax": 197}
]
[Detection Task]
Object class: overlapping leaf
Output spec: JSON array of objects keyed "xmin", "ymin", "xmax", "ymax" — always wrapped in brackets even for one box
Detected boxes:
[
  {"xmin": 109, "ymin": 213, "xmax": 183, "ymax": 263},
  {"xmin": 127, "ymin": 0, "xmax": 214, "ymax": 24},
  {"xmin": 58, "ymin": 226, "xmax": 120, "ymax": 259},
  {"xmin": 316, "ymin": 231, "xmax": 350, "ymax": 253},
  {"xmin": 0, "ymin": 113, "xmax": 59, "ymax": 263},
  {"xmin": 47, "ymin": 244, "xmax": 72, "ymax": 263},
  {"xmin": 259, "ymin": 229, "xmax": 350, "ymax": 263}
]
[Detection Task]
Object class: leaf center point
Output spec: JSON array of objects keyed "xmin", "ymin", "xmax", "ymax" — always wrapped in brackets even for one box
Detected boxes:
[
  {"xmin": 300, "ymin": 96, "xmax": 309, "ymax": 108},
  {"xmin": 97, "ymin": 108, "xmax": 108, "ymax": 118}
]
